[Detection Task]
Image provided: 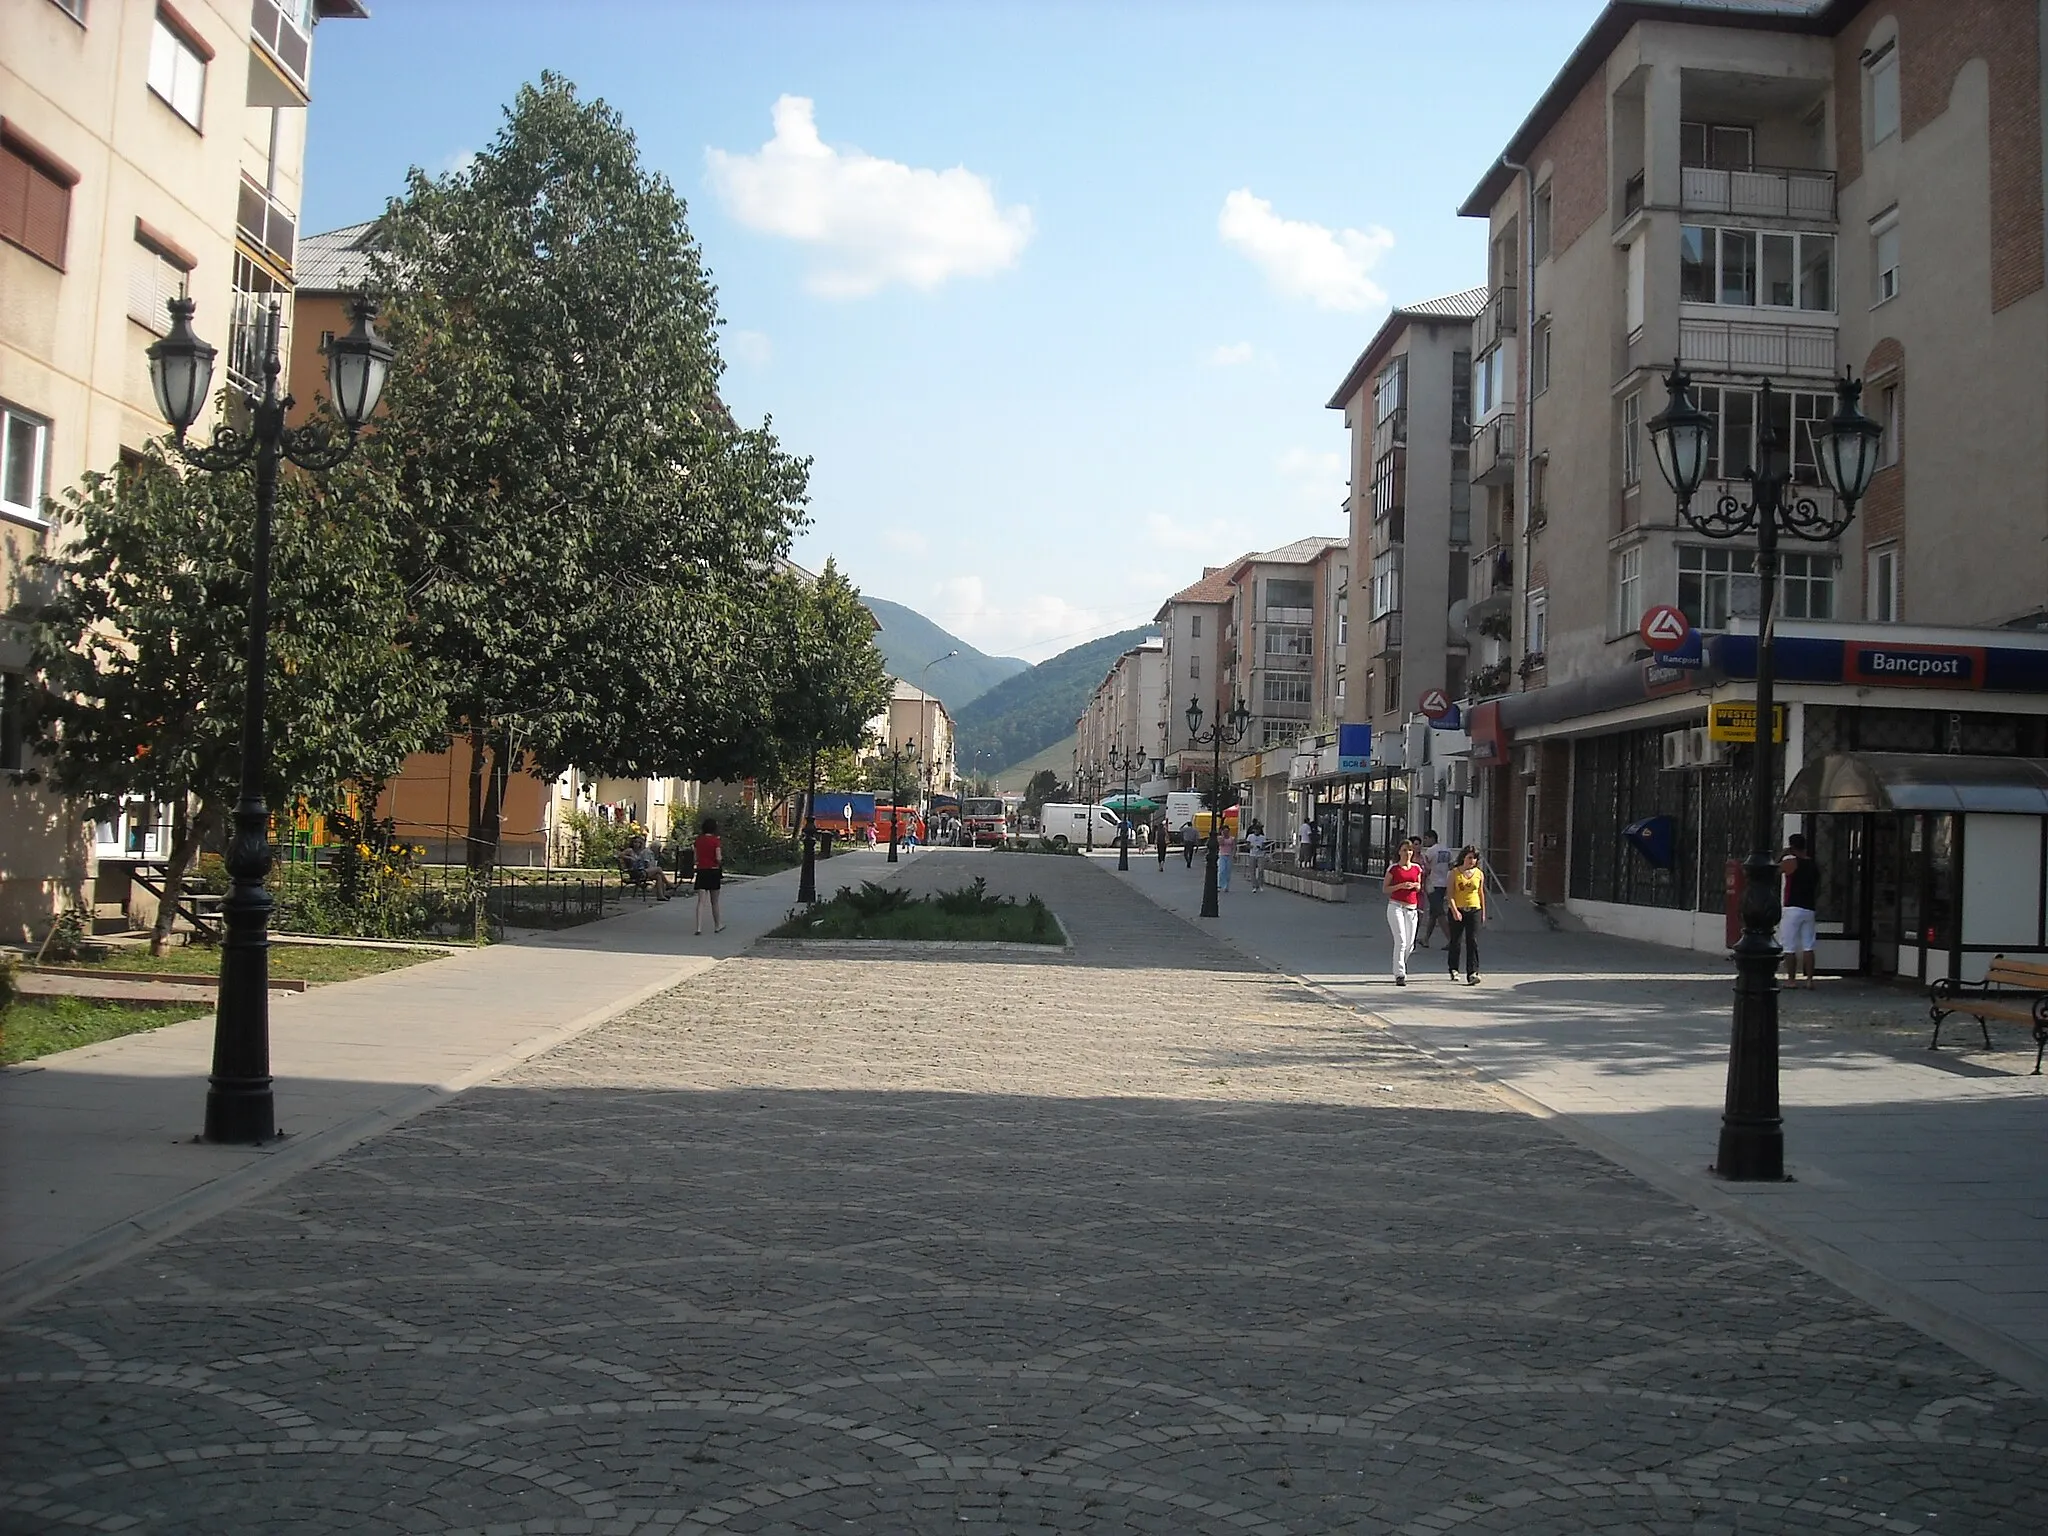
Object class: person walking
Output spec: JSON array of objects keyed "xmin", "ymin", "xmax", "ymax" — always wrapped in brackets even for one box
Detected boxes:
[
  {"xmin": 1382, "ymin": 838, "xmax": 1424, "ymax": 985},
  {"xmin": 1780, "ymin": 831, "xmax": 1819, "ymax": 989},
  {"xmin": 1417, "ymin": 830, "xmax": 1456, "ymax": 948},
  {"xmin": 1445, "ymin": 845, "xmax": 1487, "ymax": 984},
  {"xmin": 1217, "ymin": 824, "xmax": 1237, "ymax": 894},
  {"xmin": 692, "ymin": 818, "xmax": 726, "ymax": 935},
  {"xmin": 1181, "ymin": 819, "xmax": 1200, "ymax": 869},
  {"xmin": 1245, "ymin": 821, "xmax": 1266, "ymax": 891},
  {"xmin": 1155, "ymin": 813, "xmax": 1170, "ymax": 871}
]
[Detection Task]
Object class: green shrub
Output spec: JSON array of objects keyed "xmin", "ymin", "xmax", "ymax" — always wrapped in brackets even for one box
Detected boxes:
[
  {"xmin": 0, "ymin": 954, "xmax": 18, "ymax": 1014},
  {"xmin": 839, "ymin": 880, "xmax": 914, "ymax": 917},
  {"xmin": 562, "ymin": 807, "xmax": 635, "ymax": 869}
]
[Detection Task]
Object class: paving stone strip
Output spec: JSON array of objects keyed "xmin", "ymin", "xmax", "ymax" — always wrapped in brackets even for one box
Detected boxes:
[{"xmin": 3, "ymin": 853, "xmax": 2044, "ymax": 1532}]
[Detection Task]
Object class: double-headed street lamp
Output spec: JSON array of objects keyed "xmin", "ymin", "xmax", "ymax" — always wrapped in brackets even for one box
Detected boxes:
[
  {"xmin": 1108, "ymin": 744, "xmax": 1135, "ymax": 872},
  {"xmin": 1647, "ymin": 363, "xmax": 1881, "ymax": 1182},
  {"xmin": 1185, "ymin": 695, "xmax": 1251, "ymax": 920},
  {"xmin": 883, "ymin": 734, "xmax": 917, "ymax": 863},
  {"xmin": 146, "ymin": 293, "xmax": 394, "ymax": 1145}
]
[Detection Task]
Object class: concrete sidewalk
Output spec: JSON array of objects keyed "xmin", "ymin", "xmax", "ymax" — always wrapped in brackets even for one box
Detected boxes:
[
  {"xmin": 1105, "ymin": 847, "xmax": 2048, "ymax": 1398},
  {"xmin": 0, "ymin": 848, "xmax": 926, "ymax": 1315}
]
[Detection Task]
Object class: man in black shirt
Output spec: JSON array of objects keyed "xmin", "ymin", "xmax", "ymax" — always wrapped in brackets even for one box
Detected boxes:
[{"xmin": 1779, "ymin": 832, "xmax": 1820, "ymax": 989}]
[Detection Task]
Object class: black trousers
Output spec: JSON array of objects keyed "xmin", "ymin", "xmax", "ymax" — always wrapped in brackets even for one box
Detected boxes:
[{"xmin": 1446, "ymin": 911, "xmax": 1480, "ymax": 976}]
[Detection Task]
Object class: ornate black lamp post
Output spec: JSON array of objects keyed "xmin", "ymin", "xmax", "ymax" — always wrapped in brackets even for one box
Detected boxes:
[
  {"xmin": 796, "ymin": 747, "xmax": 821, "ymax": 905},
  {"xmin": 1647, "ymin": 364, "xmax": 1882, "ymax": 1181},
  {"xmin": 884, "ymin": 735, "xmax": 916, "ymax": 863},
  {"xmin": 1185, "ymin": 695, "xmax": 1251, "ymax": 919},
  {"xmin": 146, "ymin": 293, "xmax": 393, "ymax": 1144},
  {"xmin": 1108, "ymin": 744, "xmax": 1135, "ymax": 872}
]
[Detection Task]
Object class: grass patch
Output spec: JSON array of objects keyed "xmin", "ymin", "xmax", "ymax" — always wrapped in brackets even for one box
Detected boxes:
[
  {"xmin": 62, "ymin": 944, "xmax": 443, "ymax": 986},
  {"xmin": 2, "ymin": 997, "xmax": 202, "ymax": 1065},
  {"xmin": 769, "ymin": 878, "xmax": 1060, "ymax": 944}
]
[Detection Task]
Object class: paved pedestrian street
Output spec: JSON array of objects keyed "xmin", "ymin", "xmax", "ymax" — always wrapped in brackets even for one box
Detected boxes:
[{"xmin": 5, "ymin": 855, "xmax": 2046, "ymax": 1534}]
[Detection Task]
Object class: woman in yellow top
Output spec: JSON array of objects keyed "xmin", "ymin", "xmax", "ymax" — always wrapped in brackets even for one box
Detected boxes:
[{"xmin": 1445, "ymin": 845, "xmax": 1487, "ymax": 985}]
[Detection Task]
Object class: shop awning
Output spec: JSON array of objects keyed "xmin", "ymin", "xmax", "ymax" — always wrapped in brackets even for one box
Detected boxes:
[{"xmin": 1781, "ymin": 754, "xmax": 2048, "ymax": 815}]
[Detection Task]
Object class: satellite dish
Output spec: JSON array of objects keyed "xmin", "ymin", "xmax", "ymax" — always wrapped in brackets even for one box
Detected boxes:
[{"xmin": 1447, "ymin": 599, "xmax": 1471, "ymax": 641}]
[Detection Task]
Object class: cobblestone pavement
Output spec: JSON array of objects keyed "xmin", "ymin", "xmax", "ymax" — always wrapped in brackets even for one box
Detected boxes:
[{"xmin": 6, "ymin": 852, "xmax": 2047, "ymax": 1534}]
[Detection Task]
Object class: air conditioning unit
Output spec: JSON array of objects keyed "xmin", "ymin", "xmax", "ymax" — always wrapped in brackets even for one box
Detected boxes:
[
  {"xmin": 1405, "ymin": 720, "xmax": 1430, "ymax": 766},
  {"xmin": 1517, "ymin": 743, "xmax": 1541, "ymax": 777},
  {"xmin": 1661, "ymin": 730, "xmax": 1694, "ymax": 771},
  {"xmin": 1692, "ymin": 728, "xmax": 1730, "ymax": 767},
  {"xmin": 1442, "ymin": 760, "xmax": 1473, "ymax": 796}
]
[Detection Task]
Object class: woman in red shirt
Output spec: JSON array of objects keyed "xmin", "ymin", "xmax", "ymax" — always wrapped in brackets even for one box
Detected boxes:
[
  {"xmin": 692, "ymin": 818, "xmax": 725, "ymax": 936},
  {"xmin": 1382, "ymin": 838, "xmax": 1424, "ymax": 986}
]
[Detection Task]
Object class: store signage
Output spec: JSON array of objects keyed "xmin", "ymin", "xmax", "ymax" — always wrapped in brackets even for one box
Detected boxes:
[
  {"xmin": 1336, "ymin": 722, "xmax": 1372, "ymax": 774},
  {"xmin": 1640, "ymin": 604, "xmax": 1692, "ymax": 653},
  {"xmin": 1844, "ymin": 642, "xmax": 1982, "ymax": 688},
  {"xmin": 1708, "ymin": 701, "xmax": 1787, "ymax": 743},
  {"xmin": 1418, "ymin": 689, "xmax": 1452, "ymax": 722}
]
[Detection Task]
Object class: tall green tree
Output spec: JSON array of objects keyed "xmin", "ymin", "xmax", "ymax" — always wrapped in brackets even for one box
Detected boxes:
[
  {"xmin": 29, "ymin": 450, "xmax": 443, "ymax": 952},
  {"xmin": 366, "ymin": 74, "xmax": 810, "ymax": 868}
]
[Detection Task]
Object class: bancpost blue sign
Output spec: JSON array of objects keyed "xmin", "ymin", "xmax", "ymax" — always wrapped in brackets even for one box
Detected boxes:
[
  {"xmin": 1707, "ymin": 634, "xmax": 2048, "ymax": 692},
  {"xmin": 1337, "ymin": 723, "xmax": 1372, "ymax": 774}
]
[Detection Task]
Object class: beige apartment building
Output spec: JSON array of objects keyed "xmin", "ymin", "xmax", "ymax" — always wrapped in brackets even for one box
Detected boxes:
[
  {"xmin": 1457, "ymin": 0, "xmax": 2047, "ymax": 980},
  {"xmin": 1073, "ymin": 636, "xmax": 1166, "ymax": 803},
  {"xmin": 1153, "ymin": 564, "xmax": 1236, "ymax": 792},
  {"xmin": 878, "ymin": 680, "xmax": 955, "ymax": 806},
  {"xmin": 0, "ymin": 0, "xmax": 363, "ymax": 940}
]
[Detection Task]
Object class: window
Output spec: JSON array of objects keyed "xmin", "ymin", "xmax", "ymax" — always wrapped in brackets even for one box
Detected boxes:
[
  {"xmin": 1621, "ymin": 391, "xmax": 1642, "ymax": 487},
  {"xmin": 1261, "ymin": 719, "xmax": 1295, "ymax": 748},
  {"xmin": 49, "ymin": 0, "xmax": 87, "ymax": 19},
  {"xmin": 1626, "ymin": 238, "xmax": 1646, "ymax": 334},
  {"xmin": 127, "ymin": 229, "xmax": 191, "ymax": 334},
  {"xmin": 1334, "ymin": 675, "xmax": 1346, "ymax": 711},
  {"xmin": 1679, "ymin": 546, "xmax": 1749, "ymax": 630},
  {"xmin": 1383, "ymin": 656, "xmax": 1402, "ymax": 714},
  {"xmin": 1264, "ymin": 624, "xmax": 1312, "ymax": 657},
  {"xmin": 1264, "ymin": 578, "xmax": 1312, "ymax": 618},
  {"xmin": 1530, "ymin": 319, "xmax": 1551, "ymax": 397},
  {"xmin": 1613, "ymin": 546, "xmax": 1643, "ymax": 637},
  {"xmin": 1188, "ymin": 655, "xmax": 1199, "ymax": 681},
  {"xmin": 1681, "ymin": 120, "xmax": 1755, "ymax": 170},
  {"xmin": 1263, "ymin": 674, "xmax": 1311, "ymax": 706},
  {"xmin": 1, "ymin": 403, "xmax": 49, "ymax": 523},
  {"xmin": 1868, "ymin": 545, "xmax": 1899, "ymax": 622},
  {"xmin": 1529, "ymin": 456, "xmax": 1548, "ymax": 527},
  {"xmin": 1681, "ymin": 225, "xmax": 1834, "ymax": 312},
  {"xmin": 1691, "ymin": 384, "xmax": 1830, "ymax": 484},
  {"xmin": 0, "ymin": 671, "xmax": 26, "ymax": 774},
  {"xmin": 148, "ymin": 10, "xmax": 209, "ymax": 129},
  {"xmin": 1475, "ymin": 346, "xmax": 1505, "ymax": 419},
  {"xmin": 1373, "ymin": 356, "xmax": 1406, "ymax": 423},
  {"xmin": 1336, "ymin": 600, "xmax": 1348, "ymax": 648},
  {"xmin": 1778, "ymin": 551, "xmax": 1835, "ymax": 620},
  {"xmin": 1531, "ymin": 182, "xmax": 1552, "ymax": 263},
  {"xmin": 1866, "ymin": 39, "xmax": 1900, "ymax": 146},
  {"xmin": 1450, "ymin": 349, "xmax": 1471, "ymax": 435},
  {"xmin": 1190, "ymin": 614, "xmax": 1201, "ymax": 638},
  {"xmin": 0, "ymin": 128, "xmax": 76, "ymax": 270},
  {"xmin": 1880, "ymin": 382, "xmax": 1900, "ymax": 466},
  {"xmin": 1370, "ymin": 550, "xmax": 1401, "ymax": 620},
  {"xmin": 1872, "ymin": 210, "xmax": 1900, "ymax": 303},
  {"xmin": 1525, "ymin": 590, "xmax": 1548, "ymax": 656}
]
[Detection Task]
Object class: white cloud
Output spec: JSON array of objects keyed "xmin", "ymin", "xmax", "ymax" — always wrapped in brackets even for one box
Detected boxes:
[
  {"xmin": 1277, "ymin": 447, "xmax": 1347, "ymax": 509},
  {"xmin": 437, "ymin": 147, "xmax": 478, "ymax": 179},
  {"xmin": 1217, "ymin": 189, "xmax": 1393, "ymax": 312},
  {"xmin": 1208, "ymin": 341, "xmax": 1255, "ymax": 367},
  {"xmin": 707, "ymin": 96, "xmax": 1034, "ymax": 299},
  {"xmin": 928, "ymin": 576, "xmax": 1135, "ymax": 663},
  {"xmin": 725, "ymin": 328, "xmax": 773, "ymax": 369},
  {"xmin": 881, "ymin": 526, "xmax": 929, "ymax": 557}
]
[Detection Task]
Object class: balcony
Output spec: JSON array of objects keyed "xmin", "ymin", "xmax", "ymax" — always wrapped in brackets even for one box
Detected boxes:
[
  {"xmin": 1471, "ymin": 411, "xmax": 1516, "ymax": 486},
  {"xmin": 1370, "ymin": 408, "xmax": 1406, "ymax": 460},
  {"xmin": 1262, "ymin": 651, "xmax": 1313, "ymax": 673},
  {"xmin": 1472, "ymin": 285, "xmax": 1518, "ymax": 354},
  {"xmin": 237, "ymin": 176, "xmax": 296, "ymax": 273},
  {"xmin": 1679, "ymin": 316, "xmax": 1836, "ymax": 377},
  {"xmin": 226, "ymin": 290, "xmax": 290, "ymax": 398},
  {"xmin": 1375, "ymin": 612, "xmax": 1403, "ymax": 655},
  {"xmin": 1681, "ymin": 163, "xmax": 1834, "ymax": 222},
  {"xmin": 248, "ymin": 0, "xmax": 315, "ymax": 105}
]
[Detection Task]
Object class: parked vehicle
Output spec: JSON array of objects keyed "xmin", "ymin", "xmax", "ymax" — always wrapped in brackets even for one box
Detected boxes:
[
  {"xmin": 810, "ymin": 791, "xmax": 876, "ymax": 839},
  {"xmin": 874, "ymin": 803, "xmax": 926, "ymax": 844},
  {"xmin": 1167, "ymin": 792, "xmax": 1239, "ymax": 840},
  {"xmin": 961, "ymin": 796, "xmax": 1009, "ymax": 847},
  {"xmin": 1037, "ymin": 802, "xmax": 1125, "ymax": 849}
]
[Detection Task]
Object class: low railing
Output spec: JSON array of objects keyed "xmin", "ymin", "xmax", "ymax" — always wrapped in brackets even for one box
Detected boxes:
[
  {"xmin": 226, "ymin": 291, "xmax": 289, "ymax": 398},
  {"xmin": 1471, "ymin": 411, "xmax": 1517, "ymax": 484},
  {"xmin": 1621, "ymin": 169, "xmax": 1646, "ymax": 221},
  {"xmin": 250, "ymin": 0, "xmax": 313, "ymax": 95},
  {"xmin": 1473, "ymin": 285, "xmax": 1518, "ymax": 353},
  {"xmin": 1680, "ymin": 163, "xmax": 1835, "ymax": 222},
  {"xmin": 1680, "ymin": 316, "xmax": 1837, "ymax": 376},
  {"xmin": 237, "ymin": 176, "xmax": 296, "ymax": 270}
]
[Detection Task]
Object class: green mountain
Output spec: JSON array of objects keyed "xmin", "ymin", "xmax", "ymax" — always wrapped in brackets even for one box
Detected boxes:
[
  {"xmin": 956, "ymin": 625, "xmax": 1158, "ymax": 773},
  {"xmin": 862, "ymin": 597, "xmax": 1029, "ymax": 711}
]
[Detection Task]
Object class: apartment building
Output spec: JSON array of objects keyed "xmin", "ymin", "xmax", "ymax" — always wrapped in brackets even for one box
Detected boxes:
[
  {"xmin": 0, "ymin": 0, "xmax": 364, "ymax": 940},
  {"xmin": 1153, "ymin": 564, "xmax": 1237, "ymax": 790},
  {"xmin": 1457, "ymin": 0, "xmax": 2047, "ymax": 979},
  {"xmin": 1074, "ymin": 636, "xmax": 1166, "ymax": 801},
  {"xmin": 880, "ymin": 680, "xmax": 955, "ymax": 805}
]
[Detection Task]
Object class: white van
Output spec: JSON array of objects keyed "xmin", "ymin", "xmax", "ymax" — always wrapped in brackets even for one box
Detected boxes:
[
  {"xmin": 1165, "ymin": 791, "xmax": 1206, "ymax": 834},
  {"xmin": 1038, "ymin": 802, "xmax": 1126, "ymax": 849}
]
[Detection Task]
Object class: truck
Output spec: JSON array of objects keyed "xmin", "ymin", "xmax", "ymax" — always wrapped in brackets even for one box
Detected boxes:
[
  {"xmin": 961, "ymin": 796, "xmax": 1009, "ymax": 847},
  {"xmin": 1165, "ymin": 791, "xmax": 1239, "ymax": 841},
  {"xmin": 874, "ymin": 803, "xmax": 925, "ymax": 845},
  {"xmin": 1037, "ymin": 802, "xmax": 1126, "ymax": 849},
  {"xmin": 809, "ymin": 791, "xmax": 876, "ymax": 839}
]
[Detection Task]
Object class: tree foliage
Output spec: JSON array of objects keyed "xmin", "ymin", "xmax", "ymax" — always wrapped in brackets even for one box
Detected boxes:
[
  {"xmin": 365, "ymin": 74, "xmax": 811, "ymax": 862},
  {"xmin": 28, "ymin": 449, "xmax": 443, "ymax": 949}
]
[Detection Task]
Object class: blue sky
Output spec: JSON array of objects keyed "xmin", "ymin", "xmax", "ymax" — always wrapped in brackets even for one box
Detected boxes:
[{"xmin": 304, "ymin": 0, "xmax": 1606, "ymax": 662}]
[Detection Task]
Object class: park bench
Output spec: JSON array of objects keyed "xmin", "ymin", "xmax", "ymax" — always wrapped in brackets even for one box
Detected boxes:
[
  {"xmin": 1928, "ymin": 956, "xmax": 2048, "ymax": 1073},
  {"xmin": 617, "ymin": 851, "xmax": 665, "ymax": 901}
]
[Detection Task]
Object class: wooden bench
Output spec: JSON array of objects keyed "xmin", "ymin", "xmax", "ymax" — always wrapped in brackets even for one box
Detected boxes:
[{"xmin": 1929, "ymin": 957, "xmax": 2048, "ymax": 1073}]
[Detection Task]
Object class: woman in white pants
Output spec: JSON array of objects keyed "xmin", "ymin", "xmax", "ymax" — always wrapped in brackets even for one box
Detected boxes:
[{"xmin": 1382, "ymin": 839, "xmax": 1424, "ymax": 985}]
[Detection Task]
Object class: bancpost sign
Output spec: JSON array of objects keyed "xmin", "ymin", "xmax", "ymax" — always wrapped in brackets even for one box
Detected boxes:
[
  {"xmin": 1336, "ymin": 722, "xmax": 1372, "ymax": 774},
  {"xmin": 1708, "ymin": 701, "xmax": 1787, "ymax": 743},
  {"xmin": 1845, "ymin": 641, "xmax": 1983, "ymax": 688}
]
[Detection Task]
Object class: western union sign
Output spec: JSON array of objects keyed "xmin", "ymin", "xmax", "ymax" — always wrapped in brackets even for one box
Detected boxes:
[{"xmin": 1708, "ymin": 702, "xmax": 1787, "ymax": 743}]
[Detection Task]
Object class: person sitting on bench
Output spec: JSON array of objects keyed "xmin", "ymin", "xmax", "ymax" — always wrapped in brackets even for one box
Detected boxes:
[{"xmin": 622, "ymin": 834, "xmax": 672, "ymax": 900}]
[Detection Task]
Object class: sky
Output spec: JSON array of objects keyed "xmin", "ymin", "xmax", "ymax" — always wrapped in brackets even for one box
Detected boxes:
[{"xmin": 302, "ymin": 0, "xmax": 1608, "ymax": 662}]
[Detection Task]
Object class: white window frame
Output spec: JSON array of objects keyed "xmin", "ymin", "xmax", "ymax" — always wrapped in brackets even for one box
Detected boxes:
[
  {"xmin": 1866, "ymin": 38, "xmax": 1900, "ymax": 147},
  {"xmin": 1868, "ymin": 545, "xmax": 1900, "ymax": 622},
  {"xmin": 1625, "ymin": 238, "xmax": 1646, "ymax": 336},
  {"xmin": 1, "ymin": 401, "xmax": 51, "ymax": 525},
  {"xmin": 1613, "ymin": 545, "xmax": 1643, "ymax": 638},
  {"xmin": 1681, "ymin": 224, "xmax": 1835, "ymax": 312},
  {"xmin": 1530, "ymin": 319, "xmax": 1551, "ymax": 397},
  {"xmin": 93, "ymin": 798, "xmax": 175, "ymax": 859},
  {"xmin": 1531, "ymin": 181, "xmax": 1553, "ymax": 263},
  {"xmin": 1872, "ymin": 208, "xmax": 1900, "ymax": 305},
  {"xmin": 1621, "ymin": 391, "xmax": 1642, "ymax": 488},
  {"xmin": 1880, "ymin": 381, "xmax": 1901, "ymax": 466},
  {"xmin": 128, "ymin": 234, "xmax": 191, "ymax": 334},
  {"xmin": 1370, "ymin": 549, "xmax": 1402, "ymax": 620},
  {"xmin": 1678, "ymin": 545, "xmax": 1748, "ymax": 631},
  {"xmin": 1525, "ymin": 589, "xmax": 1548, "ymax": 656},
  {"xmin": 1777, "ymin": 551, "xmax": 1836, "ymax": 621},
  {"xmin": 148, "ymin": 10, "xmax": 208, "ymax": 130}
]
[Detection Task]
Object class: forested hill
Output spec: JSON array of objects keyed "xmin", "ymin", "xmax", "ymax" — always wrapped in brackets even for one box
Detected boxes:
[
  {"xmin": 955, "ymin": 625, "xmax": 1157, "ymax": 772},
  {"xmin": 862, "ymin": 597, "xmax": 1029, "ymax": 711}
]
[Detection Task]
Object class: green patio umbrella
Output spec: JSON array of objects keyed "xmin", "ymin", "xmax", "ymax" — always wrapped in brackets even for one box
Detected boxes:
[{"xmin": 1100, "ymin": 793, "xmax": 1160, "ymax": 813}]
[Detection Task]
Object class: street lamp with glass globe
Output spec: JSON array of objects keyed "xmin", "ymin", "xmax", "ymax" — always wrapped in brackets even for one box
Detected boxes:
[
  {"xmin": 1185, "ymin": 696, "xmax": 1252, "ymax": 919},
  {"xmin": 1646, "ymin": 362, "xmax": 1881, "ymax": 1182},
  {"xmin": 1108, "ymin": 744, "xmax": 1136, "ymax": 872},
  {"xmin": 145, "ymin": 292, "xmax": 394, "ymax": 1144}
]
